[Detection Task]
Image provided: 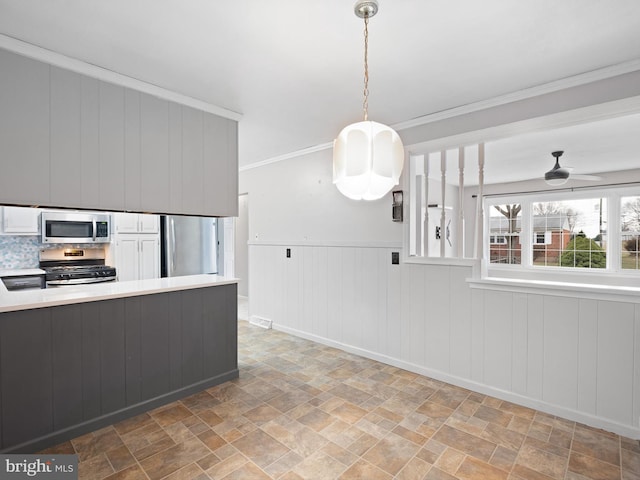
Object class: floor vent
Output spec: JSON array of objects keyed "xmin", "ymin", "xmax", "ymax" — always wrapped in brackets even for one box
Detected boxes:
[{"xmin": 249, "ymin": 315, "xmax": 272, "ymax": 329}]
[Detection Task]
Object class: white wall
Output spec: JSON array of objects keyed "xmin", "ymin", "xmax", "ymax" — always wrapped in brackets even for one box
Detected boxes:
[{"xmin": 240, "ymin": 71, "xmax": 640, "ymax": 439}]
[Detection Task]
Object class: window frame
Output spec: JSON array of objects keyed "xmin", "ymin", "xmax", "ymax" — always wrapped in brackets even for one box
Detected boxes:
[{"xmin": 483, "ymin": 185, "xmax": 640, "ymax": 288}]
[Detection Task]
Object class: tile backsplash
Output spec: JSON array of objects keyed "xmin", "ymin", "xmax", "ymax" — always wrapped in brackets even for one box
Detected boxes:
[{"xmin": 0, "ymin": 235, "xmax": 42, "ymax": 269}]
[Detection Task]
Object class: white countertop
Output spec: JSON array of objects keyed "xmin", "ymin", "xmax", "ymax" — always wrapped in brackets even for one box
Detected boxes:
[
  {"xmin": 0, "ymin": 274, "xmax": 238, "ymax": 313},
  {"xmin": 0, "ymin": 268, "xmax": 46, "ymax": 277}
]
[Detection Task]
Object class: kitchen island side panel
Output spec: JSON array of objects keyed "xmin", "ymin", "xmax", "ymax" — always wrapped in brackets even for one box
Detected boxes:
[{"xmin": 0, "ymin": 284, "xmax": 238, "ymax": 453}]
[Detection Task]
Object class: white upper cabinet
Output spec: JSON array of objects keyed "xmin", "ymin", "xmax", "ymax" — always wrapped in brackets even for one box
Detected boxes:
[
  {"xmin": 113, "ymin": 213, "xmax": 159, "ymax": 234},
  {"xmin": 1, "ymin": 207, "xmax": 41, "ymax": 235},
  {"xmin": 0, "ymin": 49, "xmax": 238, "ymax": 217}
]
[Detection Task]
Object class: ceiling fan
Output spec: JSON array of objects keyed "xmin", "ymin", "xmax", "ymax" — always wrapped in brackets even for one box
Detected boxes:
[{"xmin": 544, "ymin": 150, "xmax": 601, "ymax": 186}]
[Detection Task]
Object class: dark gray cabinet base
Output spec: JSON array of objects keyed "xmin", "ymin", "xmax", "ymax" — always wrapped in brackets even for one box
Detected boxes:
[{"xmin": 0, "ymin": 284, "xmax": 238, "ymax": 453}]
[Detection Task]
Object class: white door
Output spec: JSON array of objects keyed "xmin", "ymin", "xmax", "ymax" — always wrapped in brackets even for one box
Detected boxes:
[
  {"xmin": 139, "ymin": 214, "xmax": 159, "ymax": 234},
  {"xmin": 114, "ymin": 212, "xmax": 139, "ymax": 234},
  {"xmin": 2, "ymin": 206, "xmax": 40, "ymax": 234}
]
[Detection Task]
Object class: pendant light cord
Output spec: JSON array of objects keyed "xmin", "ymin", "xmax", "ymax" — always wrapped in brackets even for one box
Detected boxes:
[{"xmin": 363, "ymin": 15, "xmax": 369, "ymax": 121}]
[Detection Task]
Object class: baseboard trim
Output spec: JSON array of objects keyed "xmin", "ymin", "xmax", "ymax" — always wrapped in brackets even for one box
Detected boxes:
[{"xmin": 272, "ymin": 323, "xmax": 640, "ymax": 440}]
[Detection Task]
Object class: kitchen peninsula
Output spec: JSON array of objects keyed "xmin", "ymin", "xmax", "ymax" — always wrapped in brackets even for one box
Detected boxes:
[{"xmin": 0, "ymin": 275, "xmax": 238, "ymax": 453}]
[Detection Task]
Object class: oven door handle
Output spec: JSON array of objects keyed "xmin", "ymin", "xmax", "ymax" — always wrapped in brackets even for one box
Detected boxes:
[{"xmin": 92, "ymin": 219, "xmax": 97, "ymax": 242}]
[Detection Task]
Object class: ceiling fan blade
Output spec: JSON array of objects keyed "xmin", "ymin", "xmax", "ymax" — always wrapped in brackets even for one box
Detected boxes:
[{"xmin": 571, "ymin": 174, "xmax": 602, "ymax": 181}]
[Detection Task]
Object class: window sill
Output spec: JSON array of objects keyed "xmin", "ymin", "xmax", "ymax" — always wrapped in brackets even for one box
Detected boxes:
[
  {"xmin": 404, "ymin": 256, "xmax": 478, "ymax": 267},
  {"xmin": 467, "ymin": 276, "xmax": 640, "ymax": 303}
]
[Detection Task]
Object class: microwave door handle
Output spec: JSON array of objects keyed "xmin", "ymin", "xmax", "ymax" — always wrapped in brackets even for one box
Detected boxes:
[{"xmin": 93, "ymin": 219, "xmax": 97, "ymax": 241}]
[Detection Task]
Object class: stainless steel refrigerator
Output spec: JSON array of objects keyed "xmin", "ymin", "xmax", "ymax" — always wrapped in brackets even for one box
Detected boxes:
[{"xmin": 161, "ymin": 215, "xmax": 218, "ymax": 277}]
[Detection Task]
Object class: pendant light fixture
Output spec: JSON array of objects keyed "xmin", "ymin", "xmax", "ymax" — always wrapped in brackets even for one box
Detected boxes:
[{"xmin": 333, "ymin": 0, "xmax": 404, "ymax": 201}]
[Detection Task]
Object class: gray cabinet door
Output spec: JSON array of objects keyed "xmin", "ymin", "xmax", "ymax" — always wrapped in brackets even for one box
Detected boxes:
[
  {"xmin": 80, "ymin": 76, "xmax": 101, "ymax": 209},
  {"xmin": 0, "ymin": 309, "xmax": 53, "ymax": 449},
  {"xmin": 51, "ymin": 305, "xmax": 83, "ymax": 431},
  {"xmin": 0, "ymin": 50, "xmax": 50, "ymax": 205},
  {"xmin": 182, "ymin": 106, "xmax": 205, "ymax": 215},
  {"xmin": 203, "ymin": 113, "xmax": 229, "ymax": 216},
  {"xmin": 168, "ymin": 103, "xmax": 183, "ymax": 214},
  {"xmin": 99, "ymin": 82, "xmax": 125, "ymax": 210},
  {"xmin": 141, "ymin": 94, "xmax": 170, "ymax": 213},
  {"xmin": 124, "ymin": 89, "xmax": 141, "ymax": 211},
  {"xmin": 50, "ymin": 67, "xmax": 82, "ymax": 207},
  {"xmin": 139, "ymin": 294, "xmax": 170, "ymax": 400}
]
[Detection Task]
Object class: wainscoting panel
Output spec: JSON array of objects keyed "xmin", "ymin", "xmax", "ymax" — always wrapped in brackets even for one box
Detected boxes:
[{"xmin": 249, "ymin": 243, "xmax": 640, "ymax": 438}]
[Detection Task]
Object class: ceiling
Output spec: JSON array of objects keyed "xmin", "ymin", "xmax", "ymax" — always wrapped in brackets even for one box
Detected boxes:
[{"xmin": 1, "ymin": 0, "xmax": 640, "ymax": 176}]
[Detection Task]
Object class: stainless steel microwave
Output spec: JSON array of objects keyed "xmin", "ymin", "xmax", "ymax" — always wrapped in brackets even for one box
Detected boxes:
[{"xmin": 41, "ymin": 212, "xmax": 111, "ymax": 244}]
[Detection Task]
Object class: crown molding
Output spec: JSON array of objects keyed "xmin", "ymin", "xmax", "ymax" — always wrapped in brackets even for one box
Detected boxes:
[
  {"xmin": 393, "ymin": 58, "xmax": 640, "ymax": 131},
  {"xmin": 241, "ymin": 59, "xmax": 640, "ymax": 171},
  {"xmin": 0, "ymin": 34, "xmax": 243, "ymax": 121},
  {"xmin": 240, "ymin": 142, "xmax": 333, "ymax": 172}
]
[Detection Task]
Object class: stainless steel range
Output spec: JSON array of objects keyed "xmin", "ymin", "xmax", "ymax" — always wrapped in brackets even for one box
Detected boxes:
[{"xmin": 39, "ymin": 248, "xmax": 117, "ymax": 286}]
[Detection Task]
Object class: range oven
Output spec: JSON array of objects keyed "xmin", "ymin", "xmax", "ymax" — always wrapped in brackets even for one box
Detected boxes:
[
  {"xmin": 41, "ymin": 212, "xmax": 111, "ymax": 244},
  {"xmin": 39, "ymin": 248, "xmax": 117, "ymax": 286}
]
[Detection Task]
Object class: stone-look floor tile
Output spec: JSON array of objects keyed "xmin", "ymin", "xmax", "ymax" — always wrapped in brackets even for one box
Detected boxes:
[
  {"xmin": 113, "ymin": 413, "xmax": 156, "ymax": 436},
  {"xmin": 515, "ymin": 443, "xmax": 567, "ymax": 479},
  {"xmin": 149, "ymin": 403, "xmax": 193, "ymax": 428},
  {"xmin": 347, "ymin": 432, "xmax": 378, "ymax": 456},
  {"xmin": 330, "ymin": 401, "xmax": 368, "ymax": 424},
  {"xmin": 162, "ymin": 463, "xmax": 209, "ymax": 480},
  {"xmin": 490, "ymin": 445, "xmax": 519, "ymax": 472},
  {"xmin": 222, "ymin": 461, "xmax": 271, "ymax": 479},
  {"xmin": 263, "ymin": 451, "xmax": 304, "ymax": 478},
  {"xmin": 39, "ymin": 441, "xmax": 75, "ymax": 455},
  {"xmin": 206, "ymin": 452, "xmax": 248, "ymax": 479},
  {"xmin": 326, "ymin": 384, "xmax": 371, "ymax": 406},
  {"xmin": 231, "ymin": 428, "xmax": 289, "ymax": 468},
  {"xmin": 424, "ymin": 467, "xmax": 458, "ymax": 480},
  {"xmin": 622, "ymin": 448, "xmax": 640, "ymax": 475},
  {"xmin": 622, "ymin": 437, "xmax": 640, "ymax": 453},
  {"xmin": 482, "ymin": 422, "xmax": 525, "ymax": 450},
  {"xmin": 105, "ymin": 445, "xmax": 136, "ymax": 472},
  {"xmin": 73, "ymin": 427, "xmax": 125, "ymax": 462},
  {"xmin": 292, "ymin": 451, "xmax": 347, "ymax": 480},
  {"xmin": 197, "ymin": 429, "xmax": 227, "ymax": 452},
  {"xmin": 572, "ymin": 425, "xmax": 621, "ymax": 465},
  {"xmin": 473, "ymin": 404, "xmax": 513, "ymax": 427},
  {"xmin": 339, "ymin": 459, "xmax": 392, "ymax": 479},
  {"xmin": 429, "ymin": 386, "xmax": 469, "ymax": 410},
  {"xmin": 393, "ymin": 425, "xmax": 429, "ymax": 446},
  {"xmin": 457, "ymin": 456, "xmax": 509, "ymax": 480},
  {"xmin": 297, "ymin": 407, "xmax": 334, "ymax": 431},
  {"xmin": 61, "ymin": 321, "xmax": 638, "ymax": 480},
  {"xmin": 568, "ymin": 452, "xmax": 622, "ymax": 480},
  {"xmin": 432, "ymin": 424, "xmax": 497, "ymax": 462},
  {"xmin": 322, "ymin": 441, "xmax": 359, "ymax": 466},
  {"xmin": 77, "ymin": 453, "xmax": 115, "ymax": 480},
  {"xmin": 434, "ymin": 447, "xmax": 465, "ymax": 474},
  {"xmin": 139, "ymin": 436, "xmax": 211, "ymax": 480},
  {"xmin": 395, "ymin": 457, "xmax": 432, "ymax": 480},
  {"xmin": 499, "ymin": 401, "xmax": 537, "ymax": 420},
  {"xmin": 362, "ymin": 433, "xmax": 421, "ymax": 476},
  {"xmin": 103, "ymin": 465, "xmax": 147, "ymax": 480}
]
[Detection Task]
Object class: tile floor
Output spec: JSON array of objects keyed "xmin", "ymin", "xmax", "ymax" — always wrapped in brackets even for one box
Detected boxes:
[{"xmin": 42, "ymin": 317, "xmax": 639, "ymax": 479}]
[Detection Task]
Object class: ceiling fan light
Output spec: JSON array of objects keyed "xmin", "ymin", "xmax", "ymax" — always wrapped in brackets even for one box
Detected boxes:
[{"xmin": 545, "ymin": 169, "xmax": 569, "ymax": 186}]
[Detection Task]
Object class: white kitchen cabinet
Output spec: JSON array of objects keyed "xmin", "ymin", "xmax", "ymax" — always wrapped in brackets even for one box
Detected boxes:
[
  {"xmin": 113, "ymin": 212, "xmax": 159, "ymax": 234},
  {"xmin": 114, "ymin": 234, "xmax": 160, "ymax": 282},
  {"xmin": 1, "ymin": 207, "xmax": 41, "ymax": 235}
]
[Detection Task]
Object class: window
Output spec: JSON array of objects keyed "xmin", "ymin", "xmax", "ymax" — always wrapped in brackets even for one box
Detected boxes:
[
  {"xmin": 483, "ymin": 188, "xmax": 640, "ymax": 288},
  {"xmin": 621, "ymin": 195, "xmax": 640, "ymax": 270},
  {"xmin": 490, "ymin": 235, "xmax": 507, "ymax": 244}
]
